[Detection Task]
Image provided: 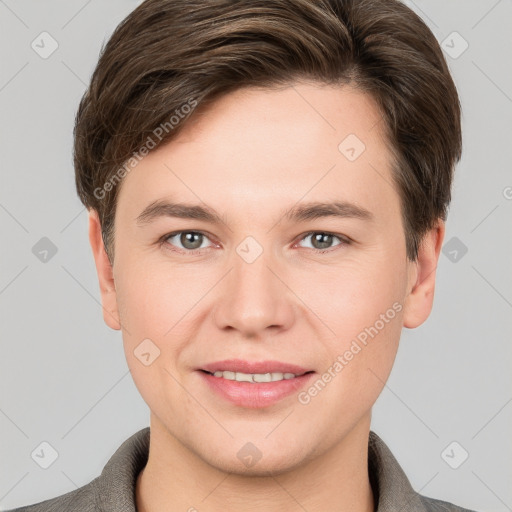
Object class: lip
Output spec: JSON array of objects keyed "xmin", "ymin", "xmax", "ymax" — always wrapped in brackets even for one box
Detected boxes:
[
  {"xmin": 197, "ymin": 359, "xmax": 315, "ymax": 409},
  {"xmin": 199, "ymin": 359, "xmax": 312, "ymax": 375}
]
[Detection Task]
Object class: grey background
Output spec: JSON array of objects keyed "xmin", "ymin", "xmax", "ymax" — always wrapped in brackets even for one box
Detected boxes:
[{"xmin": 0, "ymin": 0, "xmax": 511, "ymax": 510}]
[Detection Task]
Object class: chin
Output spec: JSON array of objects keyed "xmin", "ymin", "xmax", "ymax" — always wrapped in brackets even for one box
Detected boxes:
[{"xmin": 209, "ymin": 450, "xmax": 306, "ymax": 477}]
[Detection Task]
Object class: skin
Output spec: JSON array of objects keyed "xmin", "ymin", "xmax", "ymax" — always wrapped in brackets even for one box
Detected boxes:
[{"xmin": 89, "ymin": 81, "xmax": 444, "ymax": 512}]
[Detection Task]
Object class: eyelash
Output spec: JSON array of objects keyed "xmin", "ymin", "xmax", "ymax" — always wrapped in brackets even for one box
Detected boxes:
[{"xmin": 159, "ymin": 230, "xmax": 351, "ymax": 255}]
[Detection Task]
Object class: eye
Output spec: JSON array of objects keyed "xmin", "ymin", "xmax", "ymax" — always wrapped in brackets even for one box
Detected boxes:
[
  {"xmin": 160, "ymin": 230, "xmax": 350, "ymax": 255},
  {"xmin": 296, "ymin": 231, "xmax": 348, "ymax": 253},
  {"xmin": 161, "ymin": 231, "xmax": 215, "ymax": 252}
]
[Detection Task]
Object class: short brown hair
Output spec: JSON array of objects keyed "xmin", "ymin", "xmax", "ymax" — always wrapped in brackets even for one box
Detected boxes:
[{"xmin": 74, "ymin": 0, "xmax": 462, "ymax": 263}]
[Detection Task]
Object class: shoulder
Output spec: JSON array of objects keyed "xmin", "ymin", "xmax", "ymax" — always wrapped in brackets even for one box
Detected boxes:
[
  {"xmin": 4, "ymin": 427, "xmax": 150, "ymax": 512},
  {"xmin": 3, "ymin": 478, "xmax": 99, "ymax": 511},
  {"xmin": 368, "ymin": 430, "xmax": 481, "ymax": 512},
  {"xmin": 418, "ymin": 493, "xmax": 480, "ymax": 512}
]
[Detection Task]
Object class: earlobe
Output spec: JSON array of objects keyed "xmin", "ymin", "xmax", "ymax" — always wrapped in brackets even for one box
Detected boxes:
[
  {"xmin": 88, "ymin": 209, "xmax": 121, "ymax": 330},
  {"xmin": 402, "ymin": 221, "xmax": 445, "ymax": 329}
]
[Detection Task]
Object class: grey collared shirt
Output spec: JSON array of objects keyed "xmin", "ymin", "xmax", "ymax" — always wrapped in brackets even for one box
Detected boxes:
[{"xmin": 6, "ymin": 428, "xmax": 478, "ymax": 511}]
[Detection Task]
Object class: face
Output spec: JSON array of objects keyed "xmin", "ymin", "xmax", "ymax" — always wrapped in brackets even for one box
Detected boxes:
[{"xmin": 90, "ymin": 81, "xmax": 442, "ymax": 475}]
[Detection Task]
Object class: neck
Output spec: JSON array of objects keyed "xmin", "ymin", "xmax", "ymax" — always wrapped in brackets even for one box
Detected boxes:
[{"xmin": 136, "ymin": 414, "xmax": 375, "ymax": 512}]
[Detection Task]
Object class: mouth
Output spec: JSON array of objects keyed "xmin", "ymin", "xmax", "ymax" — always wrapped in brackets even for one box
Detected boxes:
[
  {"xmin": 199, "ymin": 369, "xmax": 314, "ymax": 383},
  {"xmin": 199, "ymin": 358, "xmax": 314, "ymax": 376},
  {"xmin": 197, "ymin": 359, "xmax": 316, "ymax": 408}
]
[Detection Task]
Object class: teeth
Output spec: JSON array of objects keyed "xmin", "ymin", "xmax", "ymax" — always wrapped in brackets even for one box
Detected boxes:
[{"xmin": 211, "ymin": 371, "xmax": 299, "ymax": 382}]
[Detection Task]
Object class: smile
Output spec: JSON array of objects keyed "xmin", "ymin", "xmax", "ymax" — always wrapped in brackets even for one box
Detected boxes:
[
  {"xmin": 198, "ymin": 369, "xmax": 316, "ymax": 408},
  {"xmin": 207, "ymin": 370, "xmax": 305, "ymax": 383}
]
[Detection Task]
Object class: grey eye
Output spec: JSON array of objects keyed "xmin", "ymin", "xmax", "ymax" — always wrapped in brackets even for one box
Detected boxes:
[
  {"xmin": 299, "ymin": 232, "xmax": 343, "ymax": 251},
  {"xmin": 166, "ymin": 231, "xmax": 211, "ymax": 251}
]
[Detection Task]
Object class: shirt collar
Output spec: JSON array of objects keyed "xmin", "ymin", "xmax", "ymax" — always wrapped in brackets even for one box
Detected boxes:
[
  {"xmin": 368, "ymin": 430, "xmax": 429, "ymax": 511},
  {"xmin": 95, "ymin": 427, "xmax": 428, "ymax": 512}
]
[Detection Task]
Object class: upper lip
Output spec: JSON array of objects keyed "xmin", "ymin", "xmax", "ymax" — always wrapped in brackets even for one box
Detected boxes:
[{"xmin": 200, "ymin": 359, "xmax": 313, "ymax": 375}]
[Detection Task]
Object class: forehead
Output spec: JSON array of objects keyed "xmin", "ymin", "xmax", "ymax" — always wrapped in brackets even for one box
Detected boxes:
[
  {"xmin": 174, "ymin": 81, "xmax": 387, "ymax": 159},
  {"xmin": 116, "ymin": 81, "xmax": 398, "ymax": 226}
]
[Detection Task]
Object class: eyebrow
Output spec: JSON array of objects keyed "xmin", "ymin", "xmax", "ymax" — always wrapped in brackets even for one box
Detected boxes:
[{"xmin": 135, "ymin": 199, "xmax": 373, "ymax": 227}]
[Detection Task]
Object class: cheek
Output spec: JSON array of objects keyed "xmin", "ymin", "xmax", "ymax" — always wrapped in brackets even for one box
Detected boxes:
[
  {"xmin": 115, "ymin": 271, "xmax": 190, "ymax": 417},
  {"xmin": 115, "ymin": 256, "xmax": 210, "ymax": 338},
  {"xmin": 114, "ymin": 261, "xmax": 213, "ymax": 392},
  {"xmin": 301, "ymin": 253, "xmax": 406, "ymax": 341},
  {"xmin": 297, "ymin": 255, "xmax": 406, "ymax": 408}
]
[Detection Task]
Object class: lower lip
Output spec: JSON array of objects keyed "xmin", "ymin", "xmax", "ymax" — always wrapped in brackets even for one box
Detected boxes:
[{"xmin": 198, "ymin": 371, "xmax": 316, "ymax": 408}]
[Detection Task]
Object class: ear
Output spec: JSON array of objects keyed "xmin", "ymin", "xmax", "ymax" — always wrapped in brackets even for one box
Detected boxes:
[
  {"xmin": 402, "ymin": 220, "xmax": 445, "ymax": 329},
  {"xmin": 88, "ymin": 209, "xmax": 121, "ymax": 330}
]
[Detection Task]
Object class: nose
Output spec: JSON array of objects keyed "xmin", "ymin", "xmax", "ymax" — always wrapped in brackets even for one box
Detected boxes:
[{"xmin": 212, "ymin": 244, "xmax": 295, "ymax": 338}]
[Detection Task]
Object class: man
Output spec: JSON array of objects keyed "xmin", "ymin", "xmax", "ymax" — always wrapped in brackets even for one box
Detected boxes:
[{"xmin": 7, "ymin": 0, "xmax": 478, "ymax": 510}]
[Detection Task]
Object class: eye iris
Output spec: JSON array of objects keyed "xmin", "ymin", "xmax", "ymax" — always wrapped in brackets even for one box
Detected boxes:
[
  {"xmin": 312, "ymin": 233, "xmax": 333, "ymax": 250},
  {"xmin": 181, "ymin": 232, "xmax": 203, "ymax": 250}
]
